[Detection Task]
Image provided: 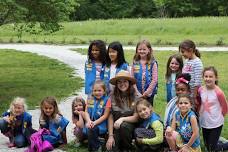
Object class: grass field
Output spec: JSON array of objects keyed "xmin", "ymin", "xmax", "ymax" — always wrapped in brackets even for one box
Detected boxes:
[
  {"xmin": 0, "ymin": 17, "xmax": 228, "ymax": 46},
  {"xmin": 69, "ymin": 49, "xmax": 228, "ymax": 151},
  {"xmin": 0, "ymin": 49, "xmax": 82, "ymax": 114}
]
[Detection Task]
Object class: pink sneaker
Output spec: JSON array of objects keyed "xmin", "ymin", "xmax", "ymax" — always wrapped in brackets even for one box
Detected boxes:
[{"xmin": 8, "ymin": 142, "xmax": 16, "ymax": 148}]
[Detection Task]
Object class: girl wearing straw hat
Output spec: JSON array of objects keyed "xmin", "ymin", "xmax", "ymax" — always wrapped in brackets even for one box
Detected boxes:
[{"xmin": 106, "ymin": 70, "xmax": 137, "ymax": 152}]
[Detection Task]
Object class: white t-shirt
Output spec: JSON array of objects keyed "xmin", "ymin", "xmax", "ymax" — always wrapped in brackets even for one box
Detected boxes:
[{"xmin": 199, "ymin": 88, "xmax": 224, "ymax": 128}]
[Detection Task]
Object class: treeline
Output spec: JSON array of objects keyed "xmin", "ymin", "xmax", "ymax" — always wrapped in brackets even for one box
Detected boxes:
[{"xmin": 70, "ymin": 0, "xmax": 228, "ymax": 20}]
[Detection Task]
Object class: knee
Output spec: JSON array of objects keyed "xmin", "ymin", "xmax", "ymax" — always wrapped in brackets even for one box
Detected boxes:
[
  {"xmin": 14, "ymin": 134, "xmax": 27, "ymax": 148},
  {"xmin": 0, "ymin": 119, "xmax": 8, "ymax": 133}
]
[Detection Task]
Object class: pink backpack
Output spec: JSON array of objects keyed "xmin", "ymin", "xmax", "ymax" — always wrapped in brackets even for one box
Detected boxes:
[{"xmin": 26, "ymin": 128, "xmax": 54, "ymax": 152}]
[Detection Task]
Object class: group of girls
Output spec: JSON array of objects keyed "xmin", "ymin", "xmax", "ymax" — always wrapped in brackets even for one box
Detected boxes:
[
  {"xmin": 1, "ymin": 39, "xmax": 228, "ymax": 152},
  {"xmin": 164, "ymin": 40, "xmax": 228, "ymax": 152},
  {"xmin": 0, "ymin": 96, "xmax": 69, "ymax": 151}
]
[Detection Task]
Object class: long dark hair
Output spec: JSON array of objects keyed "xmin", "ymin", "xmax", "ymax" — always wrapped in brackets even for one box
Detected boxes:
[
  {"xmin": 111, "ymin": 80, "xmax": 135, "ymax": 109},
  {"xmin": 165, "ymin": 54, "xmax": 183, "ymax": 81},
  {"xmin": 106, "ymin": 41, "xmax": 127, "ymax": 68},
  {"xmin": 179, "ymin": 39, "xmax": 201, "ymax": 58},
  {"xmin": 88, "ymin": 40, "xmax": 106, "ymax": 64}
]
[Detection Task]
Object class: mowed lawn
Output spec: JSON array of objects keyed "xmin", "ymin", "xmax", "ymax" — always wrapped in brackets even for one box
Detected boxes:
[
  {"xmin": 0, "ymin": 17, "xmax": 228, "ymax": 46},
  {"xmin": 0, "ymin": 49, "xmax": 83, "ymax": 114},
  {"xmin": 68, "ymin": 49, "xmax": 228, "ymax": 151}
]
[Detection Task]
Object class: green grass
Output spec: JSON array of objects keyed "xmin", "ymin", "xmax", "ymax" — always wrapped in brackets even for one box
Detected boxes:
[
  {"xmin": 68, "ymin": 49, "xmax": 228, "ymax": 151},
  {"xmin": 0, "ymin": 49, "xmax": 83, "ymax": 114},
  {"xmin": 0, "ymin": 17, "xmax": 228, "ymax": 46}
]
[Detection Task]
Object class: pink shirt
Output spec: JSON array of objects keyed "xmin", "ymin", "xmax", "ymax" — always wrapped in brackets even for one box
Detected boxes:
[{"xmin": 198, "ymin": 86, "xmax": 228, "ymax": 128}]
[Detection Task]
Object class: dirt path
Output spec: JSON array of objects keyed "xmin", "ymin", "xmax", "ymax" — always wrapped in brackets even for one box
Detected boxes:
[{"xmin": 0, "ymin": 44, "xmax": 87, "ymax": 152}]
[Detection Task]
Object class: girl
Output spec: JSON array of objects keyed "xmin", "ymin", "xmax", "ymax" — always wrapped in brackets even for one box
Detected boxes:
[
  {"xmin": 165, "ymin": 94, "xmax": 201, "ymax": 152},
  {"xmin": 72, "ymin": 96, "xmax": 86, "ymax": 147},
  {"xmin": 164, "ymin": 73, "xmax": 191, "ymax": 129},
  {"xmin": 85, "ymin": 40, "xmax": 106, "ymax": 95},
  {"xmin": 84, "ymin": 80, "xmax": 111, "ymax": 152},
  {"xmin": 179, "ymin": 39, "xmax": 203, "ymax": 101},
  {"xmin": 0, "ymin": 97, "xmax": 33, "ymax": 148},
  {"xmin": 134, "ymin": 98, "xmax": 164, "ymax": 151},
  {"xmin": 39, "ymin": 96, "xmax": 69, "ymax": 147},
  {"xmin": 197, "ymin": 66, "xmax": 228, "ymax": 151},
  {"xmin": 165, "ymin": 54, "xmax": 183, "ymax": 102},
  {"xmin": 104, "ymin": 41, "xmax": 129, "ymax": 93},
  {"xmin": 106, "ymin": 70, "xmax": 136, "ymax": 152},
  {"xmin": 132, "ymin": 40, "xmax": 158, "ymax": 106}
]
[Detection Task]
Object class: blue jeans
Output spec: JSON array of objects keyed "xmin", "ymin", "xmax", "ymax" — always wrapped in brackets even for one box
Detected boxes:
[
  {"xmin": 88, "ymin": 126, "xmax": 100, "ymax": 151},
  {"xmin": 0, "ymin": 119, "xmax": 9, "ymax": 133}
]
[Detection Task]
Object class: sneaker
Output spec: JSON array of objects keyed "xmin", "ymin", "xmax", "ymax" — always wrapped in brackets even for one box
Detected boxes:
[
  {"xmin": 219, "ymin": 137, "xmax": 228, "ymax": 144},
  {"xmin": 74, "ymin": 138, "xmax": 81, "ymax": 148},
  {"xmin": 8, "ymin": 143, "xmax": 15, "ymax": 148}
]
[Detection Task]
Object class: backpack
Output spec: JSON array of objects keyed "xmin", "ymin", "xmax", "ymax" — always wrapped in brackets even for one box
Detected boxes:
[{"xmin": 26, "ymin": 128, "xmax": 54, "ymax": 152}]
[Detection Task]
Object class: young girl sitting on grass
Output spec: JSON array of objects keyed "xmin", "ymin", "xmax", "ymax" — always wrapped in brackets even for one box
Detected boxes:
[
  {"xmin": 134, "ymin": 98, "xmax": 164, "ymax": 151},
  {"xmin": 165, "ymin": 94, "xmax": 201, "ymax": 152},
  {"xmin": 0, "ymin": 97, "xmax": 33, "ymax": 148},
  {"xmin": 39, "ymin": 96, "xmax": 69, "ymax": 147},
  {"xmin": 72, "ymin": 96, "xmax": 86, "ymax": 147}
]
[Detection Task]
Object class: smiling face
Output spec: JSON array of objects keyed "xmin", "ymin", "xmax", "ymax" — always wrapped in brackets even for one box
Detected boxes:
[
  {"xmin": 137, "ymin": 43, "xmax": 150, "ymax": 59},
  {"xmin": 42, "ymin": 101, "xmax": 54, "ymax": 117},
  {"xmin": 136, "ymin": 104, "xmax": 151, "ymax": 119},
  {"xmin": 117, "ymin": 79, "xmax": 130, "ymax": 92},
  {"xmin": 74, "ymin": 101, "xmax": 84, "ymax": 112},
  {"xmin": 13, "ymin": 104, "xmax": 24, "ymax": 116},
  {"xmin": 176, "ymin": 83, "xmax": 189, "ymax": 96},
  {"xmin": 169, "ymin": 58, "xmax": 180, "ymax": 72},
  {"xmin": 91, "ymin": 45, "xmax": 100, "ymax": 60},
  {"xmin": 177, "ymin": 97, "xmax": 192, "ymax": 115},
  {"xmin": 92, "ymin": 83, "xmax": 105, "ymax": 99},
  {"xmin": 108, "ymin": 48, "xmax": 118, "ymax": 63},
  {"xmin": 203, "ymin": 70, "xmax": 217, "ymax": 89}
]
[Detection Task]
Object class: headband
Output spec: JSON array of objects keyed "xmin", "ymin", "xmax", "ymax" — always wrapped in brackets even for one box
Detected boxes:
[{"xmin": 176, "ymin": 77, "xmax": 189, "ymax": 84}]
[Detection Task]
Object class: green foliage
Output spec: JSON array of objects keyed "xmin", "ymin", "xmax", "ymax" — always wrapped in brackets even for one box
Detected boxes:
[
  {"xmin": 0, "ymin": 50, "xmax": 82, "ymax": 114},
  {"xmin": 0, "ymin": 0, "xmax": 78, "ymax": 35},
  {"xmin": 70, "ymin": 0, "xmax": 228, "ymax": 20}
]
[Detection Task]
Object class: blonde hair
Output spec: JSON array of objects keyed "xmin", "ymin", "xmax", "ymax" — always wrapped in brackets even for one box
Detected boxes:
[
  {"xmin": 9, "ymin": 97, "xmax": 27, "ymax": 114},
  {"xmin": 40, "ymin": 96, "xmax": 61, "ymax": 123}
]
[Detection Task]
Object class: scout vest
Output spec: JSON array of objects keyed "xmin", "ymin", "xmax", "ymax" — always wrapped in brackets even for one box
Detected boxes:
[
  {"xmin": 86, "ymin": 96, "xmax": 109, "ymax": 134},
  {"xmin": 85, "ymin": 60, "xmax": 105, "ymax": 94},
  {"xmin": 133, "ymin": 60, "xmax": 158, "ymax": 97}
]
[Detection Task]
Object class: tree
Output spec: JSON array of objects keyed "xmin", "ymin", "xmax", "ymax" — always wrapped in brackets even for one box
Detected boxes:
[{"xmin": 0, "ymin": 0, "xmax": 77, "ymax": 34}]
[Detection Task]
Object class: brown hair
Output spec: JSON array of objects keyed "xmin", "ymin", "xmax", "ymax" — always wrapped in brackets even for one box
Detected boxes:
[
  {"xmin": 135, "ymin": 98, "xmax": 152, "ymax": 113},
  {"xmin": 133, "ymin": 40, "xmax": 154, "ymax": 64},
  {"xmin": 203, "ymin": 66, "xmax": 218, "ymax": 85},
  {"xmin": 165, "ymin": 54, "xmax": 183, "ymax": 81},
  {"xmin": 40, "ymin": 96, "xmax": 61, "ymax": 122},
  {"xmin": 177, "ymin": 94, "xmax": 193, "ymax": 105},
  {"xmin": 179, "ymin": 40, "xmax": 201, "ymax": 58},
  {"xmin": 111, "ymin": 80, "xmax": 135, "ymax": 108},
  {"xmin": 72, "ymin": 96, "xmax": 86, "ymax": 121},
  {"xmin": 92, "ymin": 80, "xmax": 107, "ymax": 96}
]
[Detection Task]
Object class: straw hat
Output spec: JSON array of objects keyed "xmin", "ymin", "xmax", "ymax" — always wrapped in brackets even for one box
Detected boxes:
[{"xmin": 109, "ymin": 70, "xmax": 136, "ymax": 85}]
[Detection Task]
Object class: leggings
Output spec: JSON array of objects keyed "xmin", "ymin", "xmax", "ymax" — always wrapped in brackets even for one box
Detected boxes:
[{"xmin": 202, "ymin": 126, "xmax": 222, "ymax": 152}]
